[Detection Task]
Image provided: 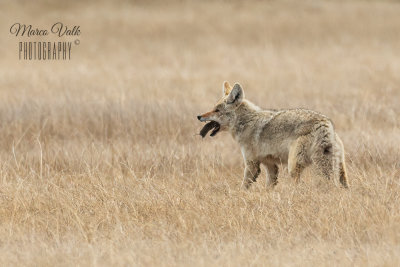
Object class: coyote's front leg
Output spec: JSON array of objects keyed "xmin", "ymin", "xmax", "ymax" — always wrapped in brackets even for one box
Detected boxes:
[{"xmin": 242, "ymin": 160, "xmax": 261, "ymax": 189}]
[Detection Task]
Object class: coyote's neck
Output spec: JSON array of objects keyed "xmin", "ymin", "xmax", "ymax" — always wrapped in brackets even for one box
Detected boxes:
[{"xmin": 230, "ymin": 100, "xmax": 274, "ymax": 144}]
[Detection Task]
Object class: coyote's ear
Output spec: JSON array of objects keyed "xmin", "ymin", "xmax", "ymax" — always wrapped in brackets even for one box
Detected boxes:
[
  {"xmin": 223, "ymin": 81, "xmax": 232, "ymax": 96},
  {"xmin": 227, "ymin": 83, "xmax": 244, "ymax": 106}
]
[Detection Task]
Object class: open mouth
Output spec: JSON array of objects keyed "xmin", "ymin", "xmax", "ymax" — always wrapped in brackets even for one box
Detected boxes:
[{"xmin": 199, "ymin": 121, "xmax": 220, "ymax": 138}]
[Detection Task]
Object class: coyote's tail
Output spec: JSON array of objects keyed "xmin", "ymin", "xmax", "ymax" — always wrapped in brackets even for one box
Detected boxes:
[
  {"xmin": 311, "ymin": 119, "xmax": 336, "ymax": 180},
  {"xmin": 313, "ymin": 119, "xmax": 335, "ymax": 154}
]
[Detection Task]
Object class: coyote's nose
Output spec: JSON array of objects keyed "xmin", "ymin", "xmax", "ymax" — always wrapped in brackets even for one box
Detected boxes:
[{"xmin": 197, "ymin": 115, "xmax": 202, "ymax": 121}]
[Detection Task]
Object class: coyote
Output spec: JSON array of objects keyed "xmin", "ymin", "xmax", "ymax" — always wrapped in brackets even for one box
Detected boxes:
[{"xmin": 197, "ymin": 81, "xmax": 348, "ymax": 188}]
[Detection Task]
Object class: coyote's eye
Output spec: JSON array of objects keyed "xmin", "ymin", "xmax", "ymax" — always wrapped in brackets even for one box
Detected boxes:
[{"xmin": 215, "ymin": 109, "xmax": 220, "ymax": 112}]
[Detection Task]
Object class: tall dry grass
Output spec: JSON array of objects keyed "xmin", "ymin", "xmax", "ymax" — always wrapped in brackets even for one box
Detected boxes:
[{"xmin": 0, "ymin": 0, "xmax": 400, "ymax": 266}]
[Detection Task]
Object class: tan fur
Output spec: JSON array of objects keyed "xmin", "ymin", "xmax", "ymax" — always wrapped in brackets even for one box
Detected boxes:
[{"xmin": 198, "ymin": 82, "xmax": 349, "ymax": 189}]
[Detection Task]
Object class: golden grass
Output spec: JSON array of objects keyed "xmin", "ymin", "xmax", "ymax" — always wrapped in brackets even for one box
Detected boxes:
[{"xmin": 0, "ymin": 0, "xmax": 400, "ymax": 265}]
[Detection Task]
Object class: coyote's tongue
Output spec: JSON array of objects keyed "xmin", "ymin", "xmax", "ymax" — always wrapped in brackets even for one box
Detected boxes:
[{"xmin": 199, "ymin": 121, "xmax": 220, "ymax": 138}]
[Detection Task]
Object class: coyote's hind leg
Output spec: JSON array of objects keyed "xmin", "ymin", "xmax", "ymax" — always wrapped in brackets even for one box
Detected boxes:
[
  {"xmin": 288, "ymin": 136, "xmax": 311, "ymax": 183},
  {"xmin": 311, "ymin": 144, "xmax": 334, "ymax": 181}
]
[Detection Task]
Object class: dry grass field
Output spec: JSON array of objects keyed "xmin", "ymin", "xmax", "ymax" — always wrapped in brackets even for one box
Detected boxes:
[{"xmin": 1, "ymin": 0, "xmax": 400, "ymax": 266}]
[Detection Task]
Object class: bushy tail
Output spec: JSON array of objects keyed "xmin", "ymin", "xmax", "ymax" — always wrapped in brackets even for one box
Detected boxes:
[
  {"xmin": 335, "ymin": 133, "xmax": 349, "ymax": 188},
  {"xmin": 311, "ymin": 119, "xmax": 335, "ymax": 180},
  {"xmin": 313, "ymin": 119, "xmax": 335, "ymax": 155}
]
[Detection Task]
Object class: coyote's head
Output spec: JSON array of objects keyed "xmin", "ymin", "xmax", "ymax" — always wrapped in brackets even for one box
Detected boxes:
[{"xmin": 197, "ymin": 81, "xmax": 244, "ymax": 137}]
